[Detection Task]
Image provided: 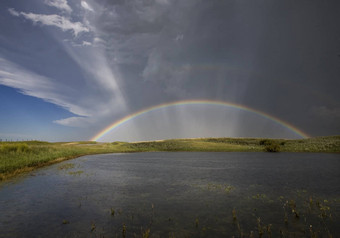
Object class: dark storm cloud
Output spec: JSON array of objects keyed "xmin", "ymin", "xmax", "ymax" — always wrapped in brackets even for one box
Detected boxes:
[{"xmin": 89, "ymin": 0, "xmax": 340, "ymax": 136}]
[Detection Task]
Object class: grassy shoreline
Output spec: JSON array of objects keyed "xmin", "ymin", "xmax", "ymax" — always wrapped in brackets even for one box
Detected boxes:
[{"xmin": 1, "ymin": 136, "xmax": 339, "ymax": 181}]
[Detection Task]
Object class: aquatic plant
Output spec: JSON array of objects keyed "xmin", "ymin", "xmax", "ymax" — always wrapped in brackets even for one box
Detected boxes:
[
  {"xmin": 309, "ymin": 225, "xmax": 317, "ymax": 238},
  {"xmin": 252, "ymin": 193, "xmax": 267, "ymax": 200},
  {"xmin": 142, "ymin": 228, "xmax": 150, "ymax": 238},
  {"xmin": 195, "ymin": 218, "xmax": 199, "ymax": 228},
  {"xmin": 257, "ymin": 217, "xmax": 264, "ymax": 237},
  {"xmin": 62, "ymin": 219, "xmax": 69, "ymax": 224},
  {"xmin": 67, "ymin": 170, "xmax": 83, "ymax": 175},
  {"xmin": 206, "ymin": 183, "xmax": 235, "ymax": 193},
  {"xmin": 58, "ymin": 163, "xmax": 75, "ymax": 170},
  {"xmin": 224, "ymin": 185, "xmax": 235, "ymax": 193},
  {"xmin": 284, "ymin": 212, "xmax": 288, "ymax": 225},
  {"xmin": 232, "ymin": 209, "xmax": 237, "ymax": 221},
  {"xmin": 91, "ymin": 222, "xmax": 96, "ymax": 232},
  {"xmin": 122, "ymin": 224, "xmax": 126, "ymax": 238},
  {"xmin": 266, "ymin": 224, "xmax": 272, "ymax": 238},
  {"xmin": 249, "ymin": 230, "xmax": 254, "ymax": 238}
]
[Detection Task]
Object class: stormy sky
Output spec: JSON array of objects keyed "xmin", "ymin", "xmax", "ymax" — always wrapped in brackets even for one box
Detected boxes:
[{"xmin": 0, "ymin": 0, "xmax": 339, "ymax": 142}]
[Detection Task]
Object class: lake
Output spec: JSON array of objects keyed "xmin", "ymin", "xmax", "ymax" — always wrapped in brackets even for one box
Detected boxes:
[{"xmin": 0, "ymin": 152, "xmax": 339, "ymax": 237}]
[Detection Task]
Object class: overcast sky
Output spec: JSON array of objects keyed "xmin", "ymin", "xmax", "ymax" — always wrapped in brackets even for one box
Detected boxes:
[{"xmin": 0, "ymin": 0, "xmax": 339, "ymax": 142}]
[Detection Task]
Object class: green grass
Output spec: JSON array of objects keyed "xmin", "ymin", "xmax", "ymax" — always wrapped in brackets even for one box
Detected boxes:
[
  {"xmin": 0, "ymin": 141, "xmax": 135, "ymax": 180},
  {"xmin": 0, "ymin": 136, "xmax": 339, "ymax": 180},
  {"xmin": 123, "ymin": 136, "xmax": 340, "ymax": 153}
]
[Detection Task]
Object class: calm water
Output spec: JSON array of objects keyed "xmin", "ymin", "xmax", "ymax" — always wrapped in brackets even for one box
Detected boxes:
[{"xmin": 0, "ymin": 152, "xmax": 339, "ymax": 237}]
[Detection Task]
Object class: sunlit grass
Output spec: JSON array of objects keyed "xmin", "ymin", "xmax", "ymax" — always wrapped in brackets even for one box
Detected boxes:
[
  {"xmin": 125, "ymin": 136, "xmax": 340, "ymax": 153},
  {"xmin": 0, "ymin": 141, "xmax": 134, "ymax": 180}
]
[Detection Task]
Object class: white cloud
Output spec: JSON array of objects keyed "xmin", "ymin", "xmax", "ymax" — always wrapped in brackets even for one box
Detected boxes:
[
  {"xmin": 67, "ymin": 40, "xmax": 92, "ymax": 47},
  {"xmin": 44, "ymin": 0, "xmax": 72, "ymax": 13},
  {"xmin": 60, "ymin": 40, "xmax": 125, "ymax": 98},
  {"xmin": 0, "ymin": 45, "xmax": 127, "ymax": 127},
  {"xmin": 0, "ymin": 58, "xmax": 90, "ymax": 118},
  {"xmin": 82, "ymin": 41, "xmax": 92, "ymax": 46},
  {"xmin": 0, "ymin": 69, "xmax": 14, "ymax": 77},
  {"xmin": 5, "ymin": 4, "xmax": 129, "ymax": 129},
  {"xmin": 0, "ymin": 56, "xmax": 125, "ymax": 128},
  {"xmin": 81, "ymin": 1, "xmax": 94, "ymax": 12},
  {"xmin": 8, "ymin": 9, "xmax": 89, "ymax": 36},
  {"xmin": 8, "ymin": 8, "xmax": 19, "ymax": 17},
  {"xmin": 93, "ymin": 37, "xmax": 106, "ymax": 47},
  {"xmin": 93, "ymin": 37, "xmax": 104, "ymax": 43},
  {"xmin": 53, "ymin": 116, "xmax": 91, "ymax": 127}
]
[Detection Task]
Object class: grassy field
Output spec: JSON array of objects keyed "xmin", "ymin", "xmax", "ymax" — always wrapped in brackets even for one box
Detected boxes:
[
  {"xmin": 0, "ymin": 140, "xmax": 134, "ymax": 181},
  {"xmin": 0, "ymin": 136, "xmax": 339, "ymax": 181},
  {"xmin": 123, "ymin": 136, "xmax": 340, "ymax": 153}
]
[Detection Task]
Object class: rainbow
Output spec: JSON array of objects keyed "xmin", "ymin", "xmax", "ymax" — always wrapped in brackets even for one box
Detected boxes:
[{"xmin": 91, "ymin": 99, "xmax": 309, "ymax": 141}]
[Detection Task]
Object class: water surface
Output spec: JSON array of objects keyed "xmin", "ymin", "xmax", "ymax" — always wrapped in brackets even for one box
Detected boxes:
[{"xmin": 0, "ymin": 152, "xmax": 339, "ymax": 237}]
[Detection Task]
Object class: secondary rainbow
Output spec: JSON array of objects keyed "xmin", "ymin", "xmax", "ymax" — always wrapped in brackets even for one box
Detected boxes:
[{"xmin": 91, "ymin": 99, "xmax": 309, "ymax": 141}]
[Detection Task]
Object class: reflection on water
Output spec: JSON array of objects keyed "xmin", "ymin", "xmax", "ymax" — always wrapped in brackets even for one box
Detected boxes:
[{"xmin": 0, "ymin": 152, "xmax": 339, "ymax": 237}]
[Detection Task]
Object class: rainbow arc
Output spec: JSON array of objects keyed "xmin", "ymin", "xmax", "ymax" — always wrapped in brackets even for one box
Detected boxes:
[{"xmin": 91, "ymin": 99, "xmax": 309, "ymax": 141}]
